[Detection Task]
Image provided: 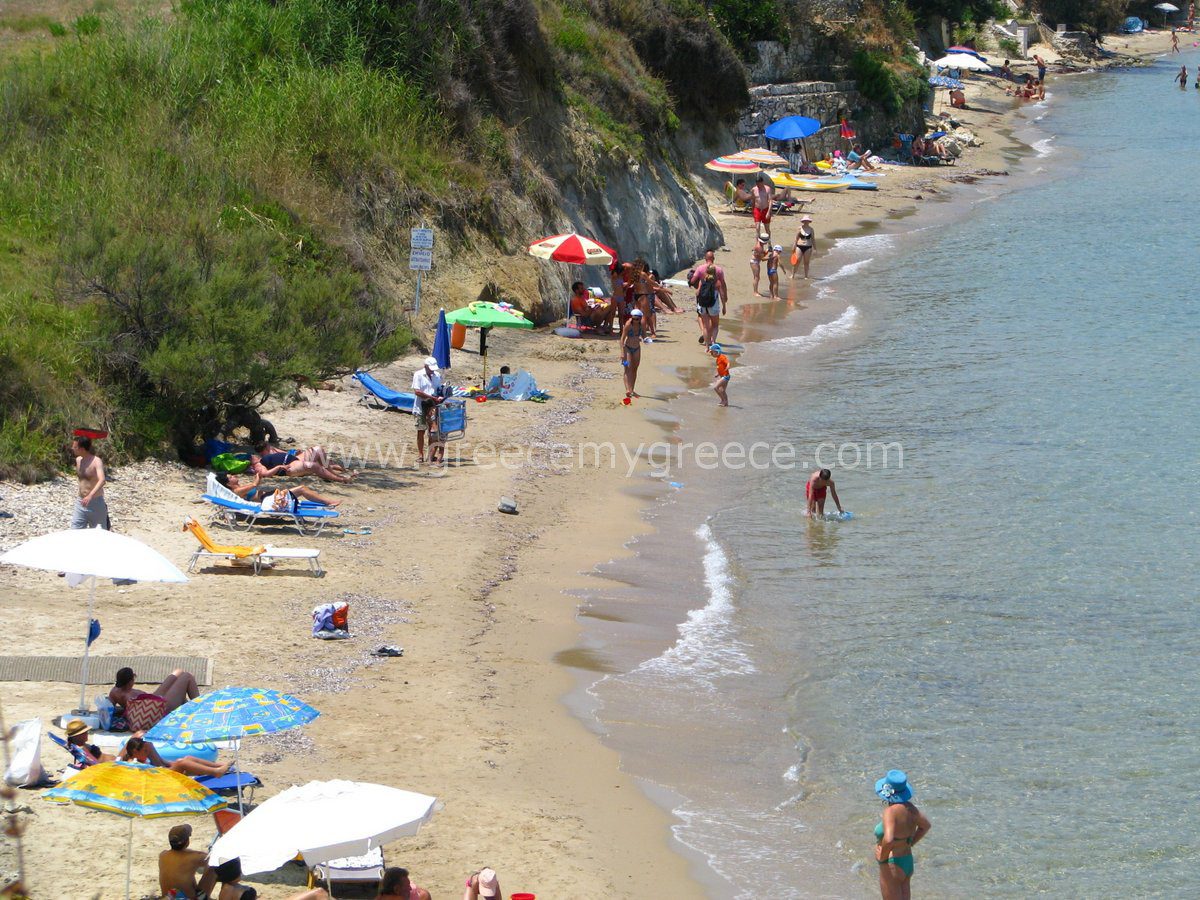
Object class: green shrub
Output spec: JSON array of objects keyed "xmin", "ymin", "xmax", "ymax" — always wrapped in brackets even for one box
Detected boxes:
[
  {"xmin": 999, "ymin": 37, "xmax": 1021, "ymax": 56},
  {"xmin": 709, "ymin": 0, "xmax": 782, "ymax": 55},
  {"xmin": 851, "ymin": 49, "xmax": 928, "ymax": 116}
]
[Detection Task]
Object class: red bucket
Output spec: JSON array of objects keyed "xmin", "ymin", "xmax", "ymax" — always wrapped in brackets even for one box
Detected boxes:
[{"xmin": 511, "ymin": 894, "xmax": 536, "ymax": 900}]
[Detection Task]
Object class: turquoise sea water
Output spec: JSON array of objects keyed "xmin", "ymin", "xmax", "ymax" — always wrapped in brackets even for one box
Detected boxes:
[{"xmin": 575, "ymin": 54, "xmax": 1200, "ymax": 897}]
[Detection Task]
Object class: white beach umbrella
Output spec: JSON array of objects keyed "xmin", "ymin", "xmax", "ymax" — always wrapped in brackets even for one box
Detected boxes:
[
  {"xmin": 209, "ymin": 780, "xmax": 437, "ymax": 874},
  {"xmin": 1155, "ymin": 3, "xmax": 1179, "ymax": 11},
  {"xmin": 0, "ymin": 528, "xmax": 187, "ymax": 710},
  {"xmin": 932, "ymin": 53, "xmax": 992, "ymax": 72}
]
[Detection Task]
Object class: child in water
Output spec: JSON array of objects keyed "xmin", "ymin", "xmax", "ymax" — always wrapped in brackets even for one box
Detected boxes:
[{"xmin": 709, "ymin": 343, "xmax": 730, "ymax": 407}]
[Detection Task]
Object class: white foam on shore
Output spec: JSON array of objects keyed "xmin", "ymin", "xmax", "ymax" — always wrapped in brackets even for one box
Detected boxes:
[
  {"xmin": 633, "ymin": 523, "xmax": 755, "ymax": 684},
  {"xmin": 831, "ymin": 232, "xmax": 895, "ymax": 254},
  {"xmin": 1033, "ymin": 135, "xmax": 1055, "ymax": 157},
  {"xmin": 764, "ymin": 305, "xmax": 860, "ymax": 351},
  {"xmin": 820, "ymin": 257, "xmax": 873, "ymax": 283}
]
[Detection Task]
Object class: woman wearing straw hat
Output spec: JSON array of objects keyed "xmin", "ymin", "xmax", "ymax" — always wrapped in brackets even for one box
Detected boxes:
[{"xmin": 873, "ymin": 770, "xmax": 931, "ymax": 900}]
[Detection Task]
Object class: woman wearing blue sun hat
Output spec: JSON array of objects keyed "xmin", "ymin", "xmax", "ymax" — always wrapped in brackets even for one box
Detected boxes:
[{"xmin": 873, "ymin": 770, "xmax": 931, "ymax": 899}]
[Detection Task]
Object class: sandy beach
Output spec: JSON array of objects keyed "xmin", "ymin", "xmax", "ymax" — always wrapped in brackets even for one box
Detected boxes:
[{"xmin": 0, "ymin": 28, "xmax": 1175, "ymax": 899}]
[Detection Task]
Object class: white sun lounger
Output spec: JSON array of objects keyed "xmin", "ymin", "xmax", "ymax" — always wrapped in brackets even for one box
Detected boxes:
[
  {"xmin": 309, "ymin": 846, "xmax": 385, "ymax": 889},
  {"xmin": 187, "ymin": 545, "xmax": 323, "ymax": 577}
]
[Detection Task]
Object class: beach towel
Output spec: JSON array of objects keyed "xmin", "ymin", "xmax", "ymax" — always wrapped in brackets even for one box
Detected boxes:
[
  {"xmin": 210, "ymin": 452, "xmax": 251, "ymax": 474},
  {"xmin": 485, "ymin": 370, "xmax": 539, "ymax": 401}
]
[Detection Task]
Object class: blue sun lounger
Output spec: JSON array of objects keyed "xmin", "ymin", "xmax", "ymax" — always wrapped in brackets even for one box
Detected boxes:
[
  {"xmin": 196, "ymin": 770, "xmax": 262, "ymax": 804},
  {"xmin": 353, "ymin": 370, "xmax": 417, "ymax": 411},
  {"xmin": 202, "ymin": 473, "xmax": 339, "ymax": 537},
  {"xmin": 353, "ymin": 370, "xmax": 466, "ymax": 441}
]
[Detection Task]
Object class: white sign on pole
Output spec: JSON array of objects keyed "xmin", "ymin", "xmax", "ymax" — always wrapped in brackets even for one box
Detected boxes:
[
  {"xmin": 410, "ymin": 228, "xmax": 435, "ymax": 250},
  {"xmin": 409, "ymin": 249, "xmax": 433, "ymax": 271}
]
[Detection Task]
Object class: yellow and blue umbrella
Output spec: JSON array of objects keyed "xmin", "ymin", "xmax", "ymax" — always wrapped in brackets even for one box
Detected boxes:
[
  {"xmin": 45, "ymin": 760, "xmax": 226, "ymax": 817},
  {"xmin": 44, "ymin": 762, "xmax": 225, "ymax": 899},
  {"xmin": 146, "ymin": 686, "xmax": 320, "ymax": 811}
]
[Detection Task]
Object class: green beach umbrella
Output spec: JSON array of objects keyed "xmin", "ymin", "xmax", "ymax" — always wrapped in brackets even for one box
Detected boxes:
[{"xmin": 443, "ymin": 301, "xmax": 533, "ymax": 381}]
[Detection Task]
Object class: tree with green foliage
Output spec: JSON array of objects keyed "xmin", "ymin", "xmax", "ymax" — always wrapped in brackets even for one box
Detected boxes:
[{"xmin": 1034, "ymin": 0, "xmax": 1130, "ymax": 30}]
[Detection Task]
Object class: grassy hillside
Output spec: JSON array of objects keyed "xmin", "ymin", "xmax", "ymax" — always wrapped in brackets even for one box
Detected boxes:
[{"xmin": 0, "ymin": 0, "xmax": 746, "ymax": 479}]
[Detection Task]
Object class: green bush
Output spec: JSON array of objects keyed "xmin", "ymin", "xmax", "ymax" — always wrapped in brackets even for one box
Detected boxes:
[
  {"xmin": 851, "ymin": 49, "xmax": 928, "ymax": 116},
  {"xmin": 709, "ymin": 0, "xmax": 782, "ymax": 55},
  {"xmin": 999, "ymin": 37, "xmax": 1021, "ymax": 56}
]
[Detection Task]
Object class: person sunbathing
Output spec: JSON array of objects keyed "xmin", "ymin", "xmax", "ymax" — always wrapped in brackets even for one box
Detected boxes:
[
  {"xmin": 251, "ymin": 443, "xmax": 354, "ymax": 483},
  {"xmin": 215, "ymin": 471, "xmax": 341, "ymax": 508},
  {"xmin": 109, "ymin": 666, "xmax": 199, "ymax": 715},
  {"xmin": 569, "ymin": 281, "xmax": 616, "ymax": 332},
  {"xmin": 120, "ymin": 736, "xmax": 231, "ymax": 778},
  {"xmin": 64, "ymin": 719, "xmax": 114, "ymax": 766}
]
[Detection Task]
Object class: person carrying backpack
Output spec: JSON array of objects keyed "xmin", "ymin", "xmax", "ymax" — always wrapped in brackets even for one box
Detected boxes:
[{"xmin": 688, "ymin": 249, "xmax": 728, "ymax": 349}]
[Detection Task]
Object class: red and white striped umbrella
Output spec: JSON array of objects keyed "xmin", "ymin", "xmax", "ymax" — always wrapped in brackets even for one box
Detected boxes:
[{"xmin": 527, "ymin": 233, "xmax": 616, "ymax": 265}]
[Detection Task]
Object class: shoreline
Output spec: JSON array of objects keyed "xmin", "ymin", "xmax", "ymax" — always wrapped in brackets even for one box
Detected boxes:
[{"xmin": 0, "ymin": 29, "xmax": 1175, "ymax": 899}]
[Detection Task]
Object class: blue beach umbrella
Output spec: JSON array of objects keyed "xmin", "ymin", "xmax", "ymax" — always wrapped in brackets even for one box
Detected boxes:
[
  {"xmin": 146, "ymin": 686, "xmax": 320, "ymax": 812},
  {"xmin": 433, "ymin": 307, "xmax": 452, "ymax": 370},
  {"xmin": 764, "ymin": 115, "xmax": 822, "ymax": 141}
]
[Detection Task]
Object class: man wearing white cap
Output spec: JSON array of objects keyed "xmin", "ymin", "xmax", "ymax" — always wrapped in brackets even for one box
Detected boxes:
[{"xmin": 412, "ymin": 357, "xmax": 444, "ymax": 464}]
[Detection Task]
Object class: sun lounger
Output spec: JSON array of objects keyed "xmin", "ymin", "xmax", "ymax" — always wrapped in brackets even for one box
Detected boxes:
[
  {"xmin": 203, "ymin": 473, "xmax": 338, "ymax": 536},
  {"xmin": 308, "ymin": 846, "xmax": 385, "ymax": 890},
  {"xmin": 353, "ymin": 370, "xmax": 418, "ymax": 411},
  {"xmin": 354, "ymin": 370, "xmax": 466, "ymax": 441},
  {"xmin": 184, "ymin": 517, "xmax": 325, "ymax": 576},
  {"xmin": 196, "ymin": 770, "xmax": 262, "ymax": 804},
  {"xmin": 48, "ymin": 732, "xmax": 97, "ymax": 769}
]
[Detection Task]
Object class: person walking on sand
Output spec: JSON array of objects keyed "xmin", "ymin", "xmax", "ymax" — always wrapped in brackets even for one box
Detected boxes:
[
  {"xmin": 1176, "ymin": 65, "xmax": 1188, "ymax": 88},
  {"xmin": 805, "ymin": 468, "xmax": 844, "ymax": 517},
  {"xmin": 751, "ymin": 238, "xmax": 767, "ymax": 296},
  {"xmin": 620, "ymin": 308, "xmax": 645, "ymax": 400},
  {"xmin": 873, "ymin": 770, "xmax": 931, "ymax": 900},
  {"xmin": 709, "ymin": 343, "xmax": 730, "ymax": 407},
  {"xmin": 689, "ymin": 250, "xmax": 727, "ymax": 348},
  {"xmin": 71, "ymin": 435, "xmax": 110, "ymax": 530},
  {"xmin": 1172, "ymin": 27, "xmax": 1180, "ymax": 52},
  {"xmin": 751, "ymin": 176, "xmax": 774, "ymax": 241},
  {"xmin": 767, "ymin": 244, "xmax": 782, "ymax": 300},
  {"xmin": 791, "ymin": 216, "xmax": 816, "ymax": 280}
]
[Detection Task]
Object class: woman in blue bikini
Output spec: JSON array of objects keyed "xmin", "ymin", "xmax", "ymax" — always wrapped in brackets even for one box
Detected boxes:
[{"xmin": 874, "ymin": 770, "xmax": 931, "ymax": 900}]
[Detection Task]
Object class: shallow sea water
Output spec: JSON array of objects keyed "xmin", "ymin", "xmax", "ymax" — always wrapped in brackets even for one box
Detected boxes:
[{"xmin": 575, "ymin": 55, "xmax": 1200, "ymax": 897}]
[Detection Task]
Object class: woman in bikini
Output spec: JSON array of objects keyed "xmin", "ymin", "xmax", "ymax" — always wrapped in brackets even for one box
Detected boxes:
[
  {"xmin": 119, "ymin": 736, "xmax": 232, "ymax": 779},
  {"xmin": 874, "ymin": 770, "xmax": 932, "ymax": 900},
  {"xmin": 791, "ymin": 216, "xmax": 816, "ymax": 279},
  {"xmin": 109, "ymin": 666, "xmax": 199, "ymax": 715},
  {"xmin": 750, "ymin": 238, "xmax": 766, "ymax": 296},
  {"xmin": 619, "ymin": 308, "xmax": 646, "ymax": 399}
]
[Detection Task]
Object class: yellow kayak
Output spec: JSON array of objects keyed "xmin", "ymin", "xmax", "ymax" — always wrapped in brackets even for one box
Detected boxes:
[{"xmin": 770, "ymin": 173, "xmax": 851, "ymax": 192}]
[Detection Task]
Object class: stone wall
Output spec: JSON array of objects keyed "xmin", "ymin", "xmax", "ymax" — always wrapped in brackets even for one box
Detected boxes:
[{"xmin": 733, "ymin": 78, "xmax": 925, "ymax": 160}]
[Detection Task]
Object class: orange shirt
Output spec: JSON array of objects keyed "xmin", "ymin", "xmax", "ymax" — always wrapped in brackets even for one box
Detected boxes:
[{"xmin": 715, "ymin": 354, "xmax": 729, "ymax": 377}]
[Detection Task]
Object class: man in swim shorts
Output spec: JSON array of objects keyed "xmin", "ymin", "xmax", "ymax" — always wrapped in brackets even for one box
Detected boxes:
[
  {"xmin": 805, "ymin": 468, "xmax": 844, "ymax": 517},
  {"xmin": 751, "ymin": 176, "xmax": 774, "ymax": 241}
]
